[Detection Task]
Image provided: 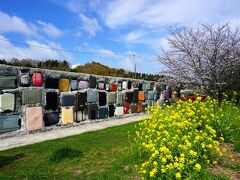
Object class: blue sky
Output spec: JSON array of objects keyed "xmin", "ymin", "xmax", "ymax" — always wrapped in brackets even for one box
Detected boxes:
[{"xmin": 0, "ymin": 0, "xmax": 240, "ymax": 73}]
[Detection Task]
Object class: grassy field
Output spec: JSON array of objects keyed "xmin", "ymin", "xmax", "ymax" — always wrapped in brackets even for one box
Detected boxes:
[{"xmin": 0, "ymin": 122, "xmax": 140, "ymax": 180}]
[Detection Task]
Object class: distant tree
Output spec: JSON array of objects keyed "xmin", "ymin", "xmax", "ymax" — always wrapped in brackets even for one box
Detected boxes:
[{"xmin": 158, "ymin": 23, "xmax": 240, "ymax": 98}]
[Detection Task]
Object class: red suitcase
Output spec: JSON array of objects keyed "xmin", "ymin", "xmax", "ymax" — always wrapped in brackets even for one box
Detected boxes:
[
  {"xmin": 32, "ymin": 72, "xmax": 43, "ymax": 87},
  {"xmin": 123, "ymin": 102, "xmax": 130, "ymax": 114}
]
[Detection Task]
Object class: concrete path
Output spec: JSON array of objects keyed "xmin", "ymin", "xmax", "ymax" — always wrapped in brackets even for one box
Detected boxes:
[{"xmin": 0, "ymin": 114, "xmax": 147, "ymax": 151}]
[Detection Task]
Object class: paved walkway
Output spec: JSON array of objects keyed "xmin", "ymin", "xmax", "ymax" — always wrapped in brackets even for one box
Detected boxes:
[{"xmin": 0, "ymin": 114, "xmax": 147, "ymax": 151}]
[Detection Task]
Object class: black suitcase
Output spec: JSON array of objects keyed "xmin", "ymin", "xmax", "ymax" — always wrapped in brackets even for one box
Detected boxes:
[
  {"xmin": 61, "ymin": 94, "xmax": 75, "ymax": 106},
  {"xmin": 44, "ymin": 113, "xmax": 59, "ymax": 126},
  {"xmin": 77, "ymin": 92, "xmax": 87, "ymax": 110},
  {"xmin": 98, "ymin": 107, "xmax": 108, "ymax": 119},
  {"xmin": 99, "ymin": 91, "xmax": 107, "ymax": 106},
  {"xmin": 89, "ymin": 75, "xmax": 97, "ymax": 88},
  {"xmin": 133, "ymin": 89, "xmax": 139, "ymax": 103},
  {"xmin": 88, "ymin": 103, "xmax": 98, "ymax": 120},
  {"xmin": 125, "ymin": 92, "xmax": 133, "ymax": 103},
  {"xmin": 109, "ymin": 104, "xmax": 115, "ymax": 117},
  {"xmin": 19, "ymin": 69, "xmax": 30, "ymax": 87},
  {"xmin": 45, "ymin": 78, "xmax": 59, "ymax": 89},
  {"xmin": 45, "ymin": 92, "xmax": 59, "ymax": 111},
  {"xmin": 138, "ymin": 83, "xmax": 143, "ymax": 91},
  {"xmin": 127, "ymin": 81, "xmax": 132, "ymax": 89}
]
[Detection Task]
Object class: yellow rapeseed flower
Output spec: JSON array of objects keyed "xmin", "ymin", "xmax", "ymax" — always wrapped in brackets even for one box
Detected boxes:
[{"xmin": 175, "ymin": 172, "xmax": 181, "ymax": 179}]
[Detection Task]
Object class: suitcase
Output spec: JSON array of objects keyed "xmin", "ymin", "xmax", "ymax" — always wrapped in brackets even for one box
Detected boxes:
[
  {"xmin": 0, "ymin": 93, "xmax": 15, "ymax": 112},
  {"xmin": 118, "ymin": 82, "xmax": 122, "ymax": 91},
  {"xmin": 105, "ymin": 82, "xmax": 110, "ymax": 91},
  {"xmin": 87, "ymin": 103, "xmax": 98, "ymax": 120},
  {"xmin": 32, "ymin": 72, "xmax": 43, "ymax": 87},
  {"xmin": 22, "ymin": 89, "xmax": 42, "ymax": 104},
  {"xmin": 142, "ymin": 103, "xmax": 148, "ymax": 112},
  {"xmin": 107, "ymin": 92, "xmax": 116, "ymax": 104},
  {"xmin": 138, "ymin": 83, "xmax": 143, "ymax": 91},
  {"xmin": 78, "ymin": 80, "xmax": 89, "ymax": 89},
  {"xmin": 0, "ymin": 114, "xmax": 19, "ymax": 133},
  {"xmin": 61, "ymin": 94, "xmax": 75, "ymax": 106},
  {"xmin": 108, "ymin": 104, "xmax": 115, "ymax": 117},
  {"xmin": 127, "ymin": 81, "xmax": 132, "ymax": 89},
  {"xmin": 148, "ymin": 91, "xmax": 155, "ymax": 100},
  {"xmin": 133, "ymin": 89, "xmax": 139, "ymax": 103},
  {"xmin": 59, "ymin": 78, "xmax": 70, "ymax": 92},
  {"xmin": 150, "ymin": 83, "xmax": 155, "ymax": 90},
  {"xmin": 115, "ymin": 106, "xmax": 124, "ymax": 116},
  {"xmin": 26, "ymin": 107, "xmax": 43, "ymax": 131},
  {"xmin": 142, "ymin": 83, "xmax": 146, "ymax": 91},
  {"xmin": 44, "ymin": 112, "xmax": 59, "ymax": 126},
  {"xmin": 61, "ymin": 107, "xmax": 74, "ymax": 125},
  {"xmin": 98, "ymin": 107, "xmax": 108, "ymax": 119},
  {"xmin": 98, "ymin": 82, "xmax": 105, "ymax": 90},
  {"xmin": 110, "ymin": 83, "xmax": 117, "ymax": 92},
  {"xmin": 70, "ymin": 80, "xmax": 78, "ymax": 91},
  {"xmin": 132, "ymin": 81, "xmax": 139, "ymax": 88},
  {"xmin": 76, "ymin": 109, "xmax": 87, "ymax": 122},
  {"xmin": 77, "ymin": 92, "xmax": 87, "ymax": 110},
  {"xmin": 122, "ymin": 81, "xmax": 127, "ymax": 90},
  {"xmin": 145, "ymin": 83, "xmax": 151, "ymax": 90},
  {"xmin": 116, "ymin": 93, "xmax": 124, "ymax": 106},
  {"xmin": 87, "ymin": 89, "xmax": 98, "ymax": 103},
  {"xmin": 138, "ymin": 91, "xmax": 145, "ymax": 101},
  {"xmin": 125, "ymin": 92, "xmax": 133, "ymax": 103},
  {"xmin": 0, "ymin": 76, "xmax": 17, "ymax": 89},
  {"xmin": 99, "ymin": 91, "xmax": 107, "ymax": 106},
  {"xmin": 45, "ymin": 92, "xmax": 58, "ymax": 111},
  {"xmin": 123, "ymin": 102, "xmax": 130, "ymax": 114},
  {"xmin": 19, "ymin": 69, "xmax": 30, "ymax": 87},
  {"xmin": 89, "ymin": 75, "xmax": 96, "ymax": 88},
  {"xmin": 45, "ymin": 78, "xmax": 59, "ymax": 89},
  {"xmin": 137, "ymin": 101, "xmax": 142, "ymax": 113},
  {"xmin": 130, "ymin": 104, "xmax": 137, "ymax": 114}
]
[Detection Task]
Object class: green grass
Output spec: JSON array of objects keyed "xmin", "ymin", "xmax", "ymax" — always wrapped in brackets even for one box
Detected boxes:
[{"xmin": 0, "ymin": 122, "xmax": 140, "ymax": 180}]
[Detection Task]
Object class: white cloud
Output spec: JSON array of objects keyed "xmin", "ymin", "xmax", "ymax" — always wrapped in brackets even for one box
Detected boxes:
[
  {"xmin": 101, "ymin": 0, "xmax": 240, "ymax": 28},
  {"xmin": 0, "ymin": 35, "xmax": 71, "ymax": 61},
  {"xmin": 124, "ymin": 31, "xmax": 147, "ymax": 43},
  {"xmin": 79, "ymin": 14, "xmax": 101, "ymax": 36},
  {"xmin": 0, "ymin": 11, "xmax": 36, "ymax": 36},
  {"xmin": 37, "ymin": 20, "xmax": 63, "ymax": 38}
]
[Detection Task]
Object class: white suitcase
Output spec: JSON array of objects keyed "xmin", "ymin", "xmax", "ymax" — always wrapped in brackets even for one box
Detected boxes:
[{"xmin": 115, "ymin": 107, "xmax": 124, "ymax": 116}]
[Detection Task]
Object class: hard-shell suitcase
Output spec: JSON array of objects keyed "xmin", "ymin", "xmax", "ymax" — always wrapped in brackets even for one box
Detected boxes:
[
  {"xmin": 125, "ymin": 92, "xmax": 133, "ymax": 103},
  {"xmin": 133, "ymin": 89, "xmax": 139, "ymax": 103},
  {"xmin": 0, "ymin": 93, "xmax": 15, "ymax": 112},
  {"xmin": 45, "ymin": 78, "xmax": 59, "ymax": 89},
  {"xmin": 59, "ymin": 78, "xmax": 70, "ymax": 92},
  {"xmin": 77, "ymin": 92, "xmax": 87, "ymax": 110},
  {"xmin": 19, "ymin": 69, "xmax": 30, "ymax": 87},
  {"xmin": 123, "ymin": 102, "xmax": 130, "ymax": 114},
  {"xmin": 44, "ymin": 112, "xmax": 59, "ymax": 126},
  {"xmin": 0, "ymin": 114, "xmax": 19, "ymax": 133},
  {"xmin": 127, "ymin": 81, "xmax": 132, "ymax": 89},
  {"xmin": 61, "ymin": 94, "xmax": 75, "ymax": 106},
  {"xmin": 115, "ymin": 106, "xmax": 124, "ymax": 116},
  {"xmin": 45, "ymin": 92, "xmax": 58, "ymax": 111},
  {"xmin": 26, "ymin": 107, "xmax": 43, "ymax": 131},
  {"xmin": 138, "ymin": 83, "xmax": 143, "ymax": 91},
  {"xmin": 107, "ymin": 92, "xmax": 116, "ymax": 104},
  {"xmin": 138, "ymin": 91, "xmax": 145, "ymax": 101},
  {"xmin": 87, "ymin": 89, "xmax": 98, "ymax": 103},
  {"xmin": 78, "ymin": 80, "xmax": 89, "ymax": 89},
  {"xmin": 99, "ymin": 91, "xmax": 107, "ymax": 106},
  {"xmin": 0, "ymin": 76, "xmax": 17, "ymax": 89},
  {"xmin": 148, "ymin": 91, "xmax": 155, "ymax": 100},
  {"xmin": 118, "ymin": 82, "xmax": 122, "ymax": 91},
  {"xmin": 130, "ymin": 104, "xmax": 137, "ymax": 114},
  {"xmin": 108, "ymin": 104, "xmax": 115, "ymax": 117},
  {"xmin": 122, "ymin": 81, "xmax": 127, "ymax": 90},
  {"xmin": 89, "ymin": 75, "xmax": 97, "ymax": 88},
  {"xmin": 98, "ymin": 107, "xmax": 108, "ymax": 119},
  {"xmin": 76, "ymin": 109, "xmax": 87, "ymax": 122},
  {"xmin": 142, "ymin": 103, "xmax": 148, "ymax": 112},
  {"xmin": 87, "ymin": 103, "xmax": 98, "ymax": 120},
  {"xmin": 61, "ymin": 107, "xmax": 74, "ymax": 125},
  {"xmin": 132, "ymin": 81, "xmax": 139, "ymax": 88},
  {"xmin": 137, "ymin": 101, "xmax": 142, "ymax": 113},
  {"xmin": 105, "ymin": 82, "xmax": 110, "ymax": 91},
  {"xmin": 70, "ymin": 80, "xmax": 78, "ymax": 91},
  {"xmin": 98, "ymin": 82, "xmax": 105, "ymax": 90},
  {"xmin": 150, "ymin": 83, "xmax": 155, "ymax": 90},
  {"xmin": 142, "ymin": 82, "xmax": 146, "ymax": 91},
  {"xmin": 110, "ymin": 83, "xmax": 117, "ymax": 92},
  {"xmin": 116, "ymin": 93, "xmax": 124, "ymax": 106},
  {"xmin": 22, "ymin": 89, "xmax": 42, "ymax": 105},
  {"xmin": 32, "ymin": 72, "xmax": 43, "ymax": 87}
]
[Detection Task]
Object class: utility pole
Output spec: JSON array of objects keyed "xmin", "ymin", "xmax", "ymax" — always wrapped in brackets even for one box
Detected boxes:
[{"xmin": 133, "ymin": 53, "xmax": 136, "ymax": 79}]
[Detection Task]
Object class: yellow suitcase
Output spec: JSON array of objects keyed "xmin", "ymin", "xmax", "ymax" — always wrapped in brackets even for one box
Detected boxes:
[
  {"xmin": 59, "ymin": 79, "xmax": 70, "ymax": 92},
  {"xmin": 61, "ymin": 107, "xmax": 73, "ymax": 125}
]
